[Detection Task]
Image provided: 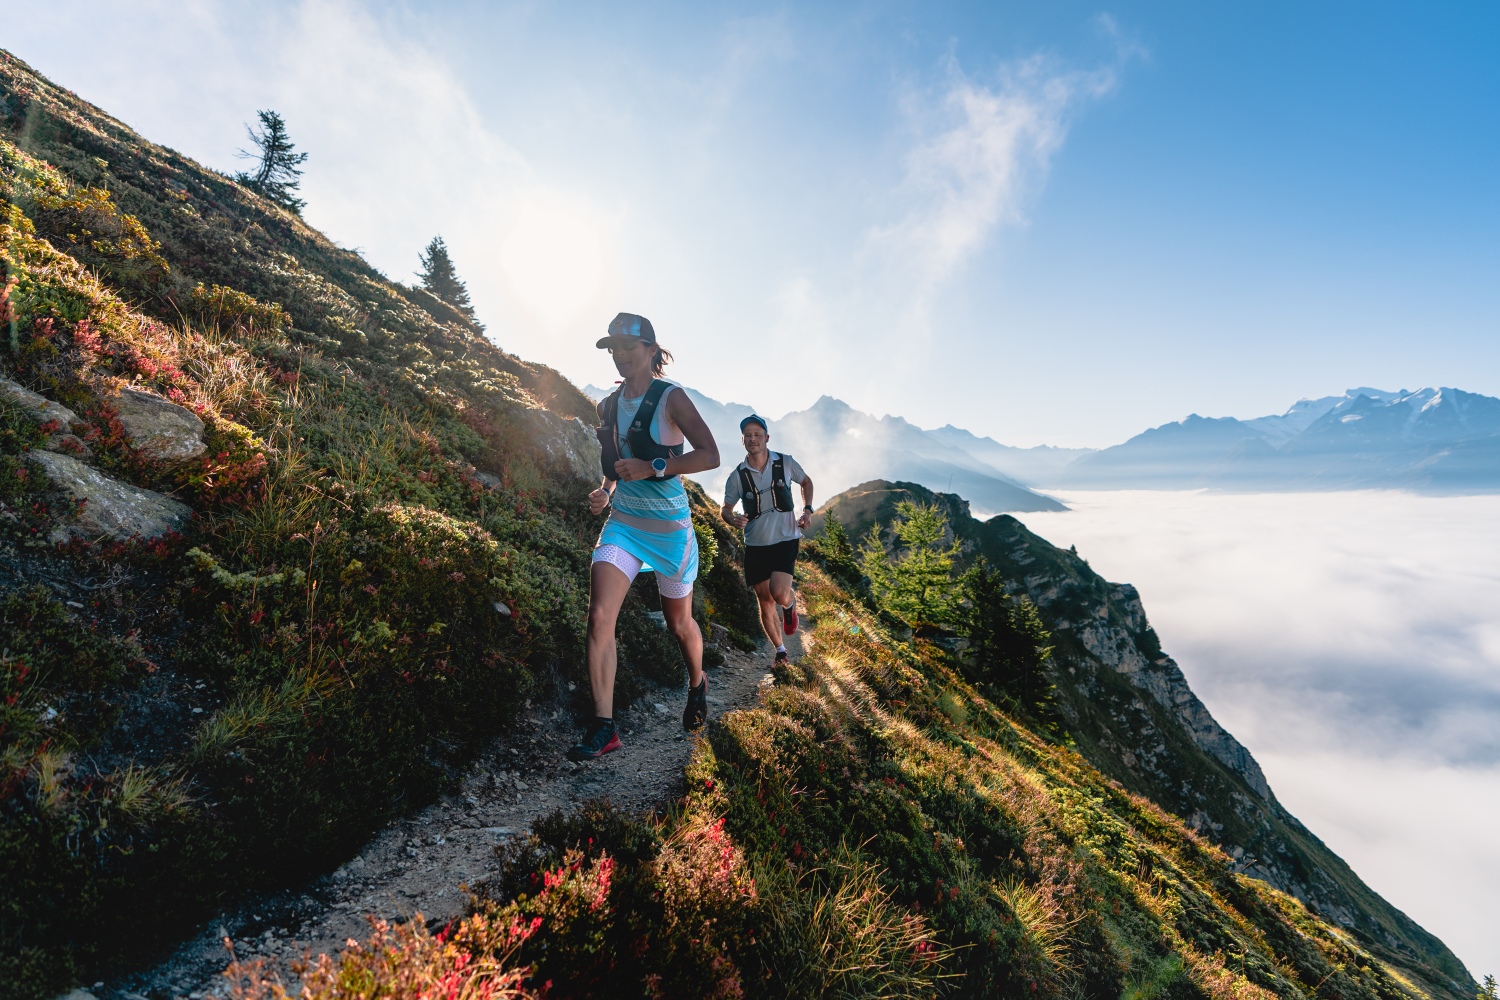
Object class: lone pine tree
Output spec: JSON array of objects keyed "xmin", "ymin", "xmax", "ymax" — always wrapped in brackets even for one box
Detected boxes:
[
  {"xmin": 860, "ymin": 499, "xmax": 964, "ymax": 626},
  {"xmin": 235, "ymin": 110, "xmax": 308, "ymax": 214},
  {"xmin": 417, "ymin": 236, "xmax": 481, "ymax": 327}
]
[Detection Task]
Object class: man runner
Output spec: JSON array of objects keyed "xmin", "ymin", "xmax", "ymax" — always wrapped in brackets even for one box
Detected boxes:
[{"xmin": 721, "ymin": 414, "xmax": 814, "ymax": 672}]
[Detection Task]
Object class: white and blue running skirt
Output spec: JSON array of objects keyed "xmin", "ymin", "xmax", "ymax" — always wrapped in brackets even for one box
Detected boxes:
[{"xmin": 592, "ymin": 510, "xmax": 697, "ymax": 599}]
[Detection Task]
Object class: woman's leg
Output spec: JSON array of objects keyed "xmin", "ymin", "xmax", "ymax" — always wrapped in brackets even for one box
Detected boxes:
[
  {"xmin": 587, "ymin": 560, "xmax": 634, "ymax": 719},
  {"xmin": 660, "ymin": 591, "xmax": 705, "ymax": 688}
]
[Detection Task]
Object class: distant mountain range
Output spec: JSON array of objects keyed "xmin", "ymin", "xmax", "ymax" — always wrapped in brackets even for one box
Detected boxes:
[
  {"xmin": 583, "ymin": 383, "xmax": 1500, "ymax": 505},
  {"xmin": 582, "ymin": 384, "xmax": 1077, "ymax": 514},
  {"xmin": 1061, "ymin": 387, "xmax": 1500, "ymax": 491}
]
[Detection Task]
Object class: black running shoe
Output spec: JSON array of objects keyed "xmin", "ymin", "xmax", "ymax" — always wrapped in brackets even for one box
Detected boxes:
[
  {"xmin": 567, "ymin": 718, "xmax": 621, "ymax": 761},
  {"xmin": 683, "ymin": 677, "xmax": 708, "ymax": 731},
  {"xmin": 774, "ymin": 649, "xmax": 790, "ymax": 667},
  {"xmin": 771, "ymin": 649, "xmax": 792, "ymax": 685}
]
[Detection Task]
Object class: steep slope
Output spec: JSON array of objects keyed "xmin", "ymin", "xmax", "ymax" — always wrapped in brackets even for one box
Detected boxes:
[
  {"xmin": 0, "ymin": 50, "xmax": 767, "ymax": 998},
  {"xmin": 235, "ymin": 566, "xmax": 1471, "ymax": 1000},
  {"xmin": 814, "ymin": 480, "xmax": 1473, "ymax": 999}
]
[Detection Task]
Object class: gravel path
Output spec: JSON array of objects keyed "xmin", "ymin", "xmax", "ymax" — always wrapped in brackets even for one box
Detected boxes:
[{"xmin": 103, "ymin": 618, "xmax": 804, "ymax": 1000}]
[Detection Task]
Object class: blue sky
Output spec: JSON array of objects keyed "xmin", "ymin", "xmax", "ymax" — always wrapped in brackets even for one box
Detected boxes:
[{"xmin": 7, "ymin": 1, "xmax": 1499, "ymax": 450}]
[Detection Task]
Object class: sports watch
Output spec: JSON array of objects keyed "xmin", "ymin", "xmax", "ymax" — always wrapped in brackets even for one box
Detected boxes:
[{"xmin": 651, "ymin": 457, "xmax": 668, "ymax": 479}]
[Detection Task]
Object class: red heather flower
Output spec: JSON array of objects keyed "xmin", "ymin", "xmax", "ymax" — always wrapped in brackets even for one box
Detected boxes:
[{"xmin": 590, "ymin": 855, "xmax": 615, "ymax": 911}]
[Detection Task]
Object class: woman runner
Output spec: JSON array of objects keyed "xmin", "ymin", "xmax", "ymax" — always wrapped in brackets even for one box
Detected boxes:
[{"xmin": 568, "ymin": 312, "xmax": 721, "ymax": 761}]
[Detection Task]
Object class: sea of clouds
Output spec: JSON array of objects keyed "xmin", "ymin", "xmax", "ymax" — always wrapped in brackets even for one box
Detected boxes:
[{"xmin": 1018, "ymin": 490, "xmax": 1500, "ymax": 981}]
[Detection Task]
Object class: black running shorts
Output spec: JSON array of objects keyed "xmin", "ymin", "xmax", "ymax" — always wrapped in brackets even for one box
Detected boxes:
[{"xmin": 744, "ymin": 539, "xmax": 800, "ymax": 587}]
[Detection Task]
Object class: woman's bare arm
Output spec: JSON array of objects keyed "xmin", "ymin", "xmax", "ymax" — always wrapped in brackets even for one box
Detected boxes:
[{"xmin": 666, "ymin": 390, "xmax": 720, "ymax": 473}]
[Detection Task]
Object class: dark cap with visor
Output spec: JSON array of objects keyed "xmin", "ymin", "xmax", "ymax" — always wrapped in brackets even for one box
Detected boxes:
[
  {"xmin": 739, "ymin": 414, "xmax": 768, "ymax": 434},
  {"xmin": 596, "ymin": 312, "xmax": 657, "ymax": 349}
]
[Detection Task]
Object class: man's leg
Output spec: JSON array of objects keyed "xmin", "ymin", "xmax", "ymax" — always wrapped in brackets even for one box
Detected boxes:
[
  {"xmin": 768, "ymin": 569, "xmax": 797, "ymax": 636},
  {"xmin": 753, "ymin": 579, "xmax": 782, "ymax": 648},
  {"xmin": 767, "ymin": 570, "xmax": 794, "ymax": 614},
  {"xmin": 660, "ymin": 591, "xmax": 705, "ymax": 689},
  {"xmin": 585, "ymin": 560, "xmax": 633, "ymax": 719}
]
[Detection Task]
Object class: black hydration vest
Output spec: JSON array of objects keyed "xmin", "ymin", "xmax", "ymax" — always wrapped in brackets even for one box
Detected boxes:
[
  {"xmin": 596, "ymin": 379, "xmax": 683, "ymax": 482},
  {"xmin": 738, "ymin": 454, "xmax": 794, "ymax": 520}
]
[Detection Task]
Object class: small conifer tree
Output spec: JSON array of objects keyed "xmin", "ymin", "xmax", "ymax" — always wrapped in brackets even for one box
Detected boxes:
[
  {"xmin": 860, "ymin": 500, "xmax": 963, "ymax": 626},
  {"xmin": 1478, "ymin": 975, "xmax": 1497, "ymax": 1000},
  {"xmin": 417, "ymin": 236, "xmax": 481, "ymax": 327},
  {"xmin": 962, "ymin": 562, "xmax": 1061, "ymax": 732},
  {"xmin": 235, "ymin": 110, "xmax": 308, "ymax": 214},
  {"xmin": 816, "ymin": 509, "xmax": 863, "ymax": 591}
]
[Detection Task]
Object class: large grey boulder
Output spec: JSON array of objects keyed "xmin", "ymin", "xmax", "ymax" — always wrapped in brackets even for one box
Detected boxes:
[
  {"xmin": 512, "ymin": 407, "xmax": 600, "ymax": 482},
  {"xmin": 106, "ymin": 386, "xmax": 206, "ymax": 462},
  {"xmin": 28, "ymin": 450, "xmax": 191, "ymax": 542}
]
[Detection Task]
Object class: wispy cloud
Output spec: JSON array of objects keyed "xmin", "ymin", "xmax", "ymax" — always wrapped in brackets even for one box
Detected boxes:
[
  {"xmin": 765, "ymin": 36, "xmax": 1129, "ymax": 373},
  {"xmin": 872, "ymin": 55, "xmax": 1117, "ymax": 300}
]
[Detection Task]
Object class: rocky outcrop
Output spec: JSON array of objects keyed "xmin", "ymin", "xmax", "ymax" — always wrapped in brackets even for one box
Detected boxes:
[
  {"xmin": 1075, "ymin": 588, "xmax": 1273, "ymax": 802},
  {"xmin": 512, "ymin": 406, "xmax": 599, "ymax": 482},
  {"xmin": 0, "ymin": 375, "xmax": 91, "ymax": 455},
  {"xmin": 0, "ymin": 375, "xmax": 80, "ymax": 429},
  {"xmin": 105, "ymin": 386, "xmax": 206, "ymax": 462},
  {"xmin": 28, "ymin": 450, "xmax": 191, "ymax": 542},
  {"xmin": 820, "ymin": 479, "xmax": 1475, "ymax": 990}
]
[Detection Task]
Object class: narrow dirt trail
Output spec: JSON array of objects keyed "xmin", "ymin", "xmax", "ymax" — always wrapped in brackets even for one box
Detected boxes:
[{"xmin": 108, "ymin": 616, "xmax": 806, "ymax": 1000}]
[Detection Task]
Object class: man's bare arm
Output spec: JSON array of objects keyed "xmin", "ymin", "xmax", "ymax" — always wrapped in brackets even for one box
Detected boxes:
[{"xmin": 797, "ymin": 474, "xmax": 815, "ymax": 529}]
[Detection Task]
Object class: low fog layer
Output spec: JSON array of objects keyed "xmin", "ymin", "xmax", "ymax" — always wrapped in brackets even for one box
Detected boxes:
[{"xmin": 1019, "ymin": 491, "xmax": 1500, "ymax": 979}]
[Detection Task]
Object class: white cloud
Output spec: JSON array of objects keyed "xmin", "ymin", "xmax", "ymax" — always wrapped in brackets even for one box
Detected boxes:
[
  {"xmin": 1019, "ymin": 490, "xmax": 1500, "ymax": 978},
  {"xmin": 872, "ymin": 56, "xmax": 1116, "ymax": 299}
]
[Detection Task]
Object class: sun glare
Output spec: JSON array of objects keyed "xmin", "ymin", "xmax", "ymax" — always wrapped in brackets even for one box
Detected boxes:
[{"xmin": 498, "ymin": 195, "xmax": 607, "ymax": 329}]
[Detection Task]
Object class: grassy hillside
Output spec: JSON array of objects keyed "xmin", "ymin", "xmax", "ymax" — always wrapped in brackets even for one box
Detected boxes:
[
  {"xmin": 234, "ymin": 566, "xmax": 1458, "ymax": 1000},
  {"xmin": 813, "ymin": 480, "xmax": 1472, "ymax": 1000},
  {"xmin": 0, "ymin": 49, "xmax": 761, "ymax": 998},
  {"xmin": 0, "ymin": 47, "xmax": 1474, "ymax": 1000}
]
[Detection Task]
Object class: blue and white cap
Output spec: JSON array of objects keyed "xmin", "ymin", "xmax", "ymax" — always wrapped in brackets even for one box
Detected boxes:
[{"xmin": 596, "ymin": 312, "xmax": 657, "ymax": 349}]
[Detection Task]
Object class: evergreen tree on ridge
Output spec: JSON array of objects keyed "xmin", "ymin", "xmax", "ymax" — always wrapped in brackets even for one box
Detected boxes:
[{"xmin": 417, "ymin": 235, "xmax": 481, "ymax": 329}]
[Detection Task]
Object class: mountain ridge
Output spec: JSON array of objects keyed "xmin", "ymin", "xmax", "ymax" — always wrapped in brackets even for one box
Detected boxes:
[
  {"xmin": 594, "ymin": 380, "xmax": 1500, "ymax": 501},
  {"xmin": 585, "ymin": 382, "xmax": 1072, "ymax": 514},
  {"xmin": 1062, "ymin": 387, "xmax": 1500, "ymax": 491}
]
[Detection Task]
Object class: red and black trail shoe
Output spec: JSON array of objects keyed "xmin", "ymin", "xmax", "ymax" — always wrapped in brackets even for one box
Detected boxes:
[
  {"xmin": 567, "ymin": 718, "xmax": 621, "ymax": 761},
  {"xmin": 782, "ymin": 603, "xmax": 798, "ymax": 635},
  {"xmin": 683, "ymin": 677, "xmax": 708, "ymax": 731}
]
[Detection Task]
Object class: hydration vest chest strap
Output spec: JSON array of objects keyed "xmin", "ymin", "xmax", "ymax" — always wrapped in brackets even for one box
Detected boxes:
[
  {"xmin": 739, "ymin": 454, "xmax": 794, "ymax": 520},
  {"xmin": 596, "ymin": 379, "xmax": 683, "ymax": 481}
]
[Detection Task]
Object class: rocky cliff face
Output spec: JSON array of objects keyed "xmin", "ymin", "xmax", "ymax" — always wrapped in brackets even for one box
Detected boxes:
[{"xmin": 818, "ymin": 480, "xmax": 1473, "ymax": 1000}]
